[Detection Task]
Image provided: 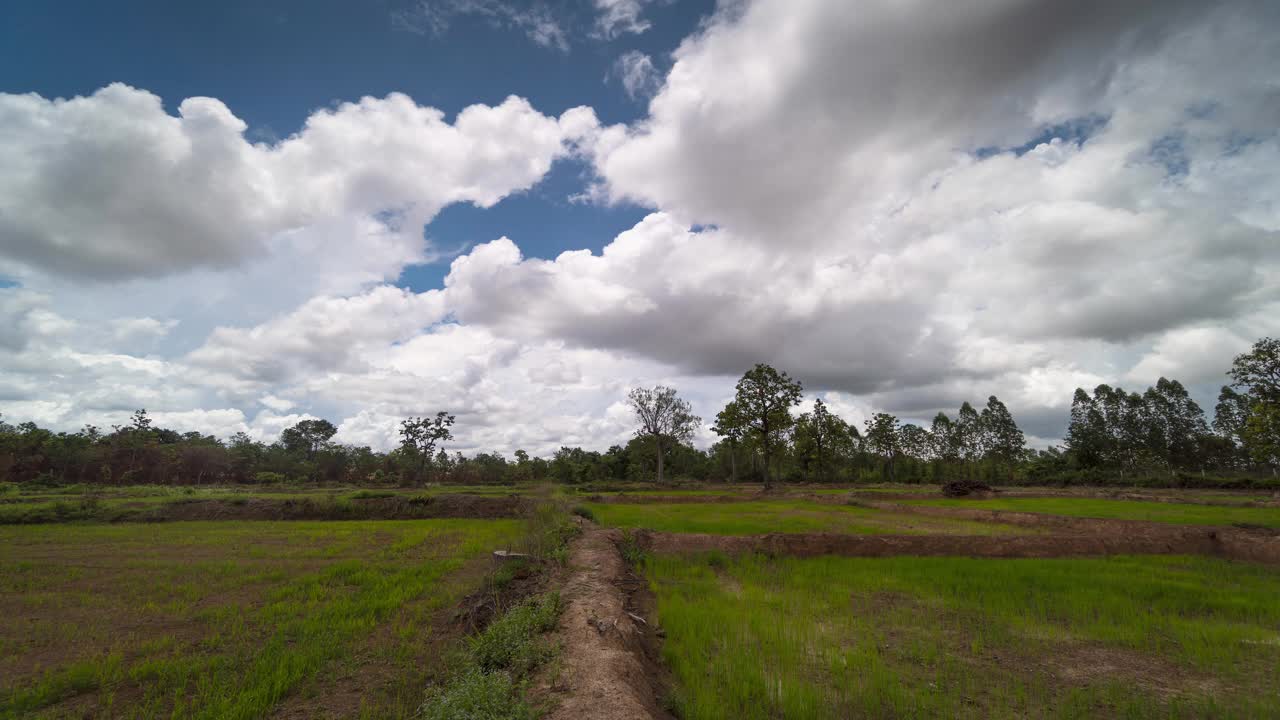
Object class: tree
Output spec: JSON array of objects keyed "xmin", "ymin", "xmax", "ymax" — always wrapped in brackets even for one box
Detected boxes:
[
  {"xmin": 1141, "ymin": 378, "xmax": 1208, "ymax": 470},
  {"xmin": 628, "ymin": 386, "xmax": 700, "ymax": 485},
  {"xmin": 863, "ymin": 413, "xmax": 901, "ymax": 481},
  {"xmin": 399, "ymin": 412, "xmax": 455, "ymax": 483},
  {"xmin": 733, "ymin": 364, "xmax": 803, "ymax": 490},
  {"xmin": 793, "ymin": 398, "xmax": 849, "ymax": 482},
  {"xmin": 1243, "ymin": 402, "xmax": 1280, "ymax": 469},
  {"xmin": 280, "ymin": 419, "xmax": 337, "ymax": 458},
  {"xmin": 711, "ymin": 400, "xmax": 747, "ymax": 483},
  {"xmin": 955, "ymin": 402, "xmax": 981, "ymax": 461},
  {"xmin": 1228, "ymin": 337, "xmax": 1280, "ymax": 404},
  {"xmin": 1226, "ymin": 338, "xmax": 1280, "ymax": 471},
  {"xmin": 898, "ymin": 423, "xmax": 930, "ymax": 461},
  {"xmin": 1214, "ymin": 386, "xmax": 1251, "ymax": 448},
  {"xmin": 930, "ymin": 412, "xmax": 959, "ymax": 463},
  {"xmin": 979, "ymin": 395, "xmax": 1026, "ymax": 470}
]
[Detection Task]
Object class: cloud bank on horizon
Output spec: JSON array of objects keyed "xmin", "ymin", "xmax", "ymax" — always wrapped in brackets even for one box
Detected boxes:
[{"xmin": 1, "ymin": 0, "xmax": 1278, "ymax": 456}]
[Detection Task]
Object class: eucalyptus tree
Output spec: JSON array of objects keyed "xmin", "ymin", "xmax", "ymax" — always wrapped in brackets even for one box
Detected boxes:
[
  {"xmin": 955, "ymin": 402, "xmax": 982, "ymax": 461},
  {"xmin": 732, "ymin": 364, "xmax": 803, "ymax": 490},
  {"xmin": 979, "ymin": 396, "xmax": 1026, "ymax": 464},
  {"xmin": 712, "ymin": 400, "xmax": 747, "ymax": 483},
  {"xmin": 628, "ymin": 386, "xmax": 701, "ymax": 485},
  {"xmin": 863, "ymin": 412, "xmax": 902, "ymax": 482}
]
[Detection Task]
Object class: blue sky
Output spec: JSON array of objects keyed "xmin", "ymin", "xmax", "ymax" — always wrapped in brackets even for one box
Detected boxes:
[{"xmin": 1, "ymin": 0, "xmax": 713, "ymax": 288}]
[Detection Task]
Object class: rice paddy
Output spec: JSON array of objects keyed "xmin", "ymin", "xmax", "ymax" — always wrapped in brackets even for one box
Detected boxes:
[
  {"xmin": 0, "ymin": 519, "xmax": 525, "ymax": 719},
  {"xmin": 645, "ymin": 552, "xmax": 1280, "ymax": 719}
]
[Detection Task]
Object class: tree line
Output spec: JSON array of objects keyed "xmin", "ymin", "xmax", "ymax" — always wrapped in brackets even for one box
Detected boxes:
[{"xmin": 2, "ymin": 338, "xmax": 1278, "ymax": 489}]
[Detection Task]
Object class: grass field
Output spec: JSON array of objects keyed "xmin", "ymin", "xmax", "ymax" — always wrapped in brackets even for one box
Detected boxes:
[
  {"xmin": 646, "ymin": 552, "xmax": 1280, "ymax": 719},
  {"xmin": 586, "ymin": 500, "xmax": 1035, "ymax": 536},
  {"xmin": 903, "ymin": 497, "xmax": 1280, "ymax": 528},
  {"xmin": 0, "ymin": 519, "xmax": 525, "ymax": 719}
]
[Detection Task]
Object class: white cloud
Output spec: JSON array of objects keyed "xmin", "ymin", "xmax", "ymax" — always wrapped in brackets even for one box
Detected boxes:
[
  {"xmin": 610, "ymin": 51, "xmax": 661, "ymax": 101},
  {"xmin": 592, "ymin": 0, "xmax": 653, "ymax": 39},
  {"xmin": 0, "ymin": 85, "xmax": 591, "ymax": 280},
  {"xmin": 393, "ymin": 1, "xmax": 569, "ymax": 51}
]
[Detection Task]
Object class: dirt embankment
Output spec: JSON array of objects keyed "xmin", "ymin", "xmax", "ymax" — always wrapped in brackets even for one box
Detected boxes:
[
  {"xmin": 539, "ymin": 527, "xmax": 670, "ymax": 720},
  {"xmin": 638, "ymin": 521, "xmax": 1280, "ymax": 564},
  {"xmin": 145, "ymin": 494, "xmax": 529, "ymax": 522},
  {"xmin": 588, "ymin": 493, "xmax": 760, "ymax": 504}
]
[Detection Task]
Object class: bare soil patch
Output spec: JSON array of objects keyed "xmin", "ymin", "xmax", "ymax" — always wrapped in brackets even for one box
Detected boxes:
[
  {"xmin": 535, "ymin": 527, "xmax": 671, "ymax": 720},
  {"xmin": 637, "ymin": 525, "xmax": 1280, "ymax": 563},
  {"xmin": 146, "ymin": 494, "xmax": 528, "ymax": 522}
]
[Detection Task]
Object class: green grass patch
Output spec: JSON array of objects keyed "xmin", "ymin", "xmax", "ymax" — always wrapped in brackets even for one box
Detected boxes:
[
  {"xmin": 647, "ymin": 553, "xmax": 1280, "ymax": 719},
  {"xmin": 0, "ymin": 519, "xmax": 524, "ymax": 719},
  {"xmin": 420, "ymin": 592, "xmax": 562, "ymax": 720},
  {"xmin": 587, "ymin": 500, "xmax": 1032, "ymax": 536},
  {"xmin": 905, "ymin": 497, "xmax": 1280, "ymax": 528}
]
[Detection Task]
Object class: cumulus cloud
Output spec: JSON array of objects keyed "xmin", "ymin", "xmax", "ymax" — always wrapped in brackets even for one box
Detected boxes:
[{"xmin": 0, "ymin": 84, "xmax": 592, "ymax": 280}]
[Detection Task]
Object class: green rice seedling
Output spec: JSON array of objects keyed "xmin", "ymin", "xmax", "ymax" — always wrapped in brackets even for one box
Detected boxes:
[{"xmin": 645, "ymin": 553, "xmax": 1280, "ymax": 720}]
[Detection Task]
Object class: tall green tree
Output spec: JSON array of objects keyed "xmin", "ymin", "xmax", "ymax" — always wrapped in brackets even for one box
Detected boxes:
[
  {"xmin": 979, "ymin": 395, "xmax": 1026, "ymax": 466},
  {"xmin": 1227, "ymin": 338, "xmax": 1280, "ymax": 471},
  {"xmin": 955, "ymin": 402, "xmax": 982, "ymax": 461},
  {"xmin": 793, "ymin": 398, "xmax": 848, "ymax": 482},
  {"xmin": 1141, "ymin": 378, "xmax": 1208, "ymax": 470},
  {"xmin": 711, "ymin": 400, "xmax": 747, "ymax": 483},
  {"xmin": 628, "ymin": 386, "xmax": 701, "ymax": 485},
  {"xmin": 863, "ymin": 413, "xmax": 901, "ymax": 482},
  {"xmin": 733, "ymin": 364, "xmax": 803, "ymax": 490}
]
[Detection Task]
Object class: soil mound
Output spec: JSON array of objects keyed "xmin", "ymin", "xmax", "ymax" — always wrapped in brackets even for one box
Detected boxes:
[
  {"xmin": 541, "ymin": 527, "xmax": 670, "ymax": 720},
  {"xmin": 941, "ymin": 479, "xmax": 995, "ymax": 498},
  {"xmin": 147, "ymin": 494, "xmax": 528, "ymax": 522}
]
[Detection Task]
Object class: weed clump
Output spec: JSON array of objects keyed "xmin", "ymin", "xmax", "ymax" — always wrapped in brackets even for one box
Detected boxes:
[
  {"xmin": 420, "ymin": 668, "xmax": 531, "ymax": 720},
  {"xmin": 618, "ymin": 529, "xmax": 646, "ymax": 567},
  {"xmin": 419, "ymin": 592, "xmax": 562, "ymax": 720},
  {"xmin": 469, "ymin": 593, "xmax": 561, "ymax": 675}
]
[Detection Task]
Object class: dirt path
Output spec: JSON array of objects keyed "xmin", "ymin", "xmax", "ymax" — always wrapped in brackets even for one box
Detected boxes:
[{"xmin": 540, "ymin": 526, "xmax": 670, "ymax": 720}]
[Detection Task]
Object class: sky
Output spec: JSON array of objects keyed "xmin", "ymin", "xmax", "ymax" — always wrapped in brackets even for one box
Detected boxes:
[{"xmin": 1, "ymin": 0, "xmax": 1278, "ymax": 456}]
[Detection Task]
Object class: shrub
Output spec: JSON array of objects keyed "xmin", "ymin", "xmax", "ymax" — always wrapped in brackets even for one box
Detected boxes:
[
  {"xmin": 348, "ymin": 489, "xmax": 396, "ymax": 500},
  {"xmin": 570, "ymin": 505, "xmax": 596, "ymax": 522},
  {"xmin": 253, "ymin": 471, "xmax": 285, "ymax": 485}
]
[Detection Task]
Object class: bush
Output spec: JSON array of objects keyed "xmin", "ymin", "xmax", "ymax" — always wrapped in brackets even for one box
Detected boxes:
[
  {"xmin": 348, "ymin": 489, "xmax": 396, "ymax": 500},
  {"xmin": 253, "ymin": 471, "xmax": 286, "ymax": 485},
  {"xmin": 570, "ymin": 505, "xmax": 596, "ymax": 521},
  {"xmin": 419, "ymin": 668, "xmax": 531, "ymax": 720}
]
